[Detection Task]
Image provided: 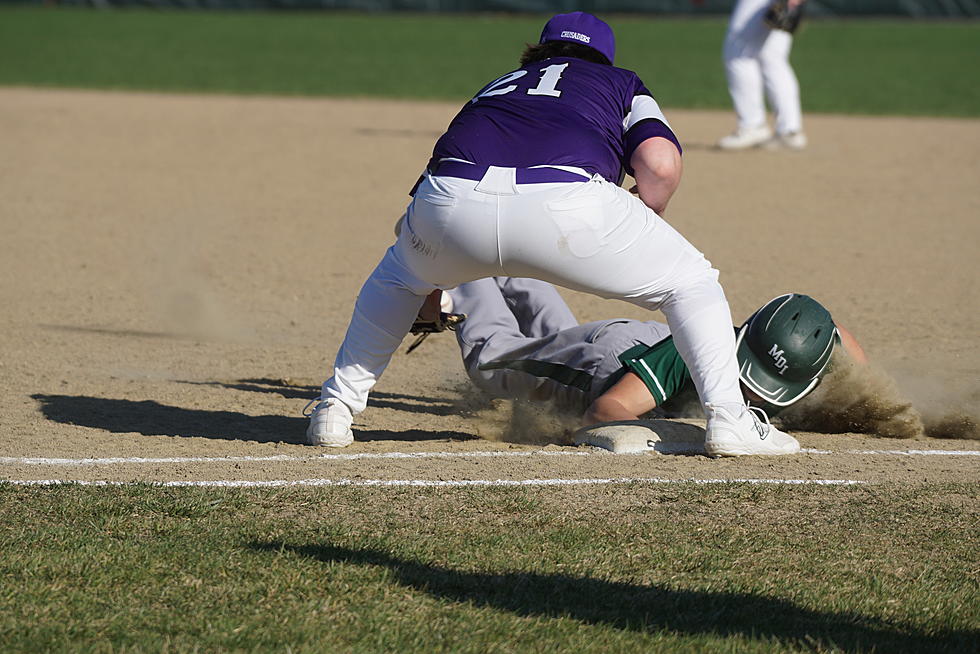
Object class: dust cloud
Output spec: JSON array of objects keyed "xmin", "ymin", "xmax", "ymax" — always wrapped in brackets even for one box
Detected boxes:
[
  {"xmin": 453, "ymin": 387, "xmax": 579, "ymax": 446},
  {"xmin": 452, "ymin": 354, "xmax": 979, "ymax": 443},
  {"xmin": 145, "ymin": 232, "xmax": 256, "ymax": 343},
  {"xmin": 897, "ymin": 372, "xmax": 980, "ymax": 440},
  {"xmin": 777, "ymin": 355, "xmax": 979, "ymax": 440}
]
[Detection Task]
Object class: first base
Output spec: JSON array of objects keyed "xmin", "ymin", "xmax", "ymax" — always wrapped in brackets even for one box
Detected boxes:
[{"xmin": 573, "ymin": 419, "xmax": 706, "ymax": 455}]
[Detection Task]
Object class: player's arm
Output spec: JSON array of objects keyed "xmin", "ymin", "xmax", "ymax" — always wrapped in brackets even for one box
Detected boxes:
[
  {"xmin": 583, "ymin": 372, "xmax": 658, "ymax": 425},
  {"xmin": 630, "ymin": 137, "xmax": 683, "ymax": 215},
  {"xmin": 623, "ymin": 88, "xmax": 683, "ymax": 215},
  {"xmin": 835, "ymin": 323, "xmax": 868, "ymax": 364}
]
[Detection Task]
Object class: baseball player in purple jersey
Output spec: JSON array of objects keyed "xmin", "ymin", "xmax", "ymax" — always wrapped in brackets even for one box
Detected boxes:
[
  {"xmin": 437, "ymin": 278, "xmax": 866, "ymax": 427},
  {"xmin": 306, "ymin": 12, "xmax": 800, "ymax": 456}
]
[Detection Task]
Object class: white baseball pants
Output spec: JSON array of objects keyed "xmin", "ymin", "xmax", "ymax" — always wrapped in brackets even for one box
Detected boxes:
[
  {"xmin": 724, "ymin": 0, "xmax": 803, "ymax": 135},
  {"xmin": 321, "ymin": 169, "xmax": 745, "ymax": 414}
]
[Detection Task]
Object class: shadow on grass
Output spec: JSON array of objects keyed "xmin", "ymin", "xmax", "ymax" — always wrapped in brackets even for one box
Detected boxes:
[
  {"xmin": 31, "ymin": 395, "xmax": 475, "ymax": 444},
  {"xmin": 254, "ymin": 541, "xmax": 976, "ymax": 653}
]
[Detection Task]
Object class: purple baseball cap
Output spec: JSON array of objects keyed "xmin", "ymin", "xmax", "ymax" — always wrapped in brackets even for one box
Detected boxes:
[{"xmin": 539, "ymin": 12, "xmax": 616, "ymax": 65}]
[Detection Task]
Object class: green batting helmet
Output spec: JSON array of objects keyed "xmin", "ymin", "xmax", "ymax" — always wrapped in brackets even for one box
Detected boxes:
[{"xmin": 735, "ymin": 293, "xmax": 838, "ymax": 412}]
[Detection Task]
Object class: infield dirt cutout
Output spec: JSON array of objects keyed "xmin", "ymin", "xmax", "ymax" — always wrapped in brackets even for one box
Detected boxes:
[{"xmin": 1, "ymin": 87, "xmax": 977, "ymax": 485}]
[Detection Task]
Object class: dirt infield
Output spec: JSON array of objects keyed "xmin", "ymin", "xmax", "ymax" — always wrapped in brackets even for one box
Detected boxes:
[{"xmin": 1, "ymin": 87, "xmax": 977, "ymax": 485}]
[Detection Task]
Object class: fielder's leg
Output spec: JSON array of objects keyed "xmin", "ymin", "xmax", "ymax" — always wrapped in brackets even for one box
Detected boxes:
[
  {"xmin": 759, "ymin": 29, "xmax": 805, "ymax": 146},
  {"xmin": 310, "ymin": 245, "xmax": 431, "ymax": 446},
  {"xmin": 723, "ymin": 47, "xmax": 767, "ymax": 133},
  {"xmin": 719, "ymin": 0, "xmax": 773, "ymax": 148},
  {"xmin": 310, "ymin": 174, "xmax": 498, "ymax": 446}
]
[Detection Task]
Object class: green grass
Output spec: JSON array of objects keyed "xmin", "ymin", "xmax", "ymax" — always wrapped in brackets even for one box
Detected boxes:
[
  {"xmin": 1, "ymin": 482, "xmax": 977, "ymax": 652},
  {"xmin": 1, "ymin": 7, "xmax": 978, "ymax": 116}
]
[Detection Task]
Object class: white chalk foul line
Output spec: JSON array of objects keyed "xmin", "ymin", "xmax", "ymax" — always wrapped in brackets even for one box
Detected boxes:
[
  {"xmin": 1, "ymin": 477, "xmax": 865, "ymax": 488},
  {"xmin": 802, "ymin": 449, "xmax": 980, "ymax": 456},
  {"xmin": 0, "ymin": 454, "xmax": 302, "ymax": 466},
  {"xmin": 0, "ymin": 448, "xmax": 977, "ymax": 466},
  {"xmin": 0, "ymin": 451, "xmax": 589, "ymax": 466}
]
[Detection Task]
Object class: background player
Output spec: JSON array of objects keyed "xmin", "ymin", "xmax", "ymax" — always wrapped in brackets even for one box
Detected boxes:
[
  {"xmin": 306, "ymin": 12, "xmax": 799, "ymax": 456},
  {"xmin": 435, "ymin": 278, "xmax": 866, "ymax": 438},
  {"xmin": 717, "ymin": 0, "xmax": 808, "ymax": 150}
]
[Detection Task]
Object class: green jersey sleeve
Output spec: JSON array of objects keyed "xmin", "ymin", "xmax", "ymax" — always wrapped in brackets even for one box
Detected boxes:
[{"xmin": 617, "ymin": 336, "xmax": 693, "ymax": 406}]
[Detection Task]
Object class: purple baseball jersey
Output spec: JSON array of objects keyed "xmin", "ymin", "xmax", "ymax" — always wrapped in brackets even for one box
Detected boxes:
[{"xmin": 430, "ymin": 57, "xmax": 680, "ymax": 184}]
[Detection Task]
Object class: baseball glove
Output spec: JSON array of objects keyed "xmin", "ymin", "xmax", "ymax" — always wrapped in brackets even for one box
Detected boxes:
[
  {"xmin": 406, "ymin": 311, "xmax": 466, "ymax": 354},
  {"xmin": 764, "ymin": 0, "xmax": 806, "ymax": 34}
]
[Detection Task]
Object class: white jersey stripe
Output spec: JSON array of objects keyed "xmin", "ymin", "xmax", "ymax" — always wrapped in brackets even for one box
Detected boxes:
[
  {"xmin": 623, "ymin": 94, "xmax": 670, "ymax": 132},
  {"xmin": 638, "ymin": 359, "xmax": 668, "ymax": 403}
]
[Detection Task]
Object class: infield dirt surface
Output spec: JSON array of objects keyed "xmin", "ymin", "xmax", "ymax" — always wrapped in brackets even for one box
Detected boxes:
[{"xmin": 1, "ymin": 87, "xmax": 977, "ymax": 485}]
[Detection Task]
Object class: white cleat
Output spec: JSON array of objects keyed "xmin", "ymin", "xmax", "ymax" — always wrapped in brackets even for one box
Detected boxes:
[
  {"xmin": 717, "ymin": 125, "xmax": 773, "ymax": 150},
  {"xmin": 764, "ymin": 131, "xmax": 808, "ymax": 151},
  {"xmin": 304, "ymin": 398, "xmax": 354, "ymax": 447},
  {"xmin": 704, "ymin": 403, "xmax": 800, "ymax": 457}
]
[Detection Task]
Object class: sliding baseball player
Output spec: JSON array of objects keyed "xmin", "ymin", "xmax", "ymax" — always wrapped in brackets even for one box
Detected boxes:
[{"xmin": 431, "ymin": 278, "xmax": 865, "ymax": 428}]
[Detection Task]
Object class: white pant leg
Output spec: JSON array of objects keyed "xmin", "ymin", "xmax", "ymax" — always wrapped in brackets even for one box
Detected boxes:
[
  {"xmin": 321, "ymin": 173, "xmax": 527, "ymax": 414},
  {"xmin": 658, "ymin": 276, "xmax": 743, "ymax": 408},
  {"xmin": 321, "ymin": 244, "xmax": 432, "ymax": 413},
  {"xmin": 759, "ymin": 29, "xmax": 802, "ymax": 135},
  {"xmin": 724, "ymin": 42, "xmax": 766, "ymax": 130},
  {"xmin": 321, "ymin": 175, "xmax": 506, "ymax": 415},
  {"xmin": 723, "ymin": 0, "xmax": 770, "ymax": 129}
]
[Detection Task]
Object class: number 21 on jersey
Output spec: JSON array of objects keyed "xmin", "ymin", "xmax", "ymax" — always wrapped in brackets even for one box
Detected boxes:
[{"xmin": 471, "ymin": 63, "xmax": 570, "ymax": 103}]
